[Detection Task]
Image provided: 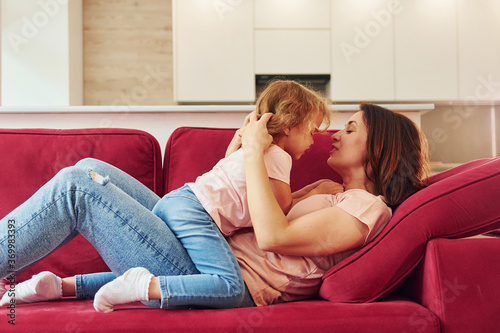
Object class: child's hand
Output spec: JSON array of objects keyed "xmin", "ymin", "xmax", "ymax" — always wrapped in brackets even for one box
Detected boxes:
[{"xmin": 313, "ymin": 180, "xmax": 344, "ymax": 195}]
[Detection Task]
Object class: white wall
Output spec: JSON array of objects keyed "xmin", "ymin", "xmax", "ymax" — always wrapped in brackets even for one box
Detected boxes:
[
  {"xmin": 0, "ymin": 104, "xmax": 428, "ymax": 162},
  {"xmin": 0, "ymin": 0, "xmax": 82, "ymax": 106},
  {"xmin": 0, "ymin": 0, "xmax": 2, "ymax": 106},
  {"xmin": 0, "ymin": 111, "xmax": 247, "ymax": 159}
]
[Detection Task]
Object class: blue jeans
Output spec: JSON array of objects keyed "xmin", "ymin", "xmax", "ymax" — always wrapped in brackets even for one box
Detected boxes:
[
  {"xmin": 152, "ymin": 185, "xmax": 244, "ymax": 308},
  {"xmin": 0, "ymin": 158, "xmax": 249, "ymax": 309}
]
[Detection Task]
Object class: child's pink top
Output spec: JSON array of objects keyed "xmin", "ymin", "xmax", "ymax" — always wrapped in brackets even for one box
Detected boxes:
[
  {"xmin": 227, "ymin": 189, "xmax": 392, "ymax": 306},
  {"xmin": 188, "ymin": 145, "xmax": 292, "ymax": 236}
]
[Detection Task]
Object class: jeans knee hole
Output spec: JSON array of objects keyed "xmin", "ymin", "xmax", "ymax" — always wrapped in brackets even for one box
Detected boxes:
[{"xmin": 88, "ymin": 169, "xmax": 109, "ymax": 186}]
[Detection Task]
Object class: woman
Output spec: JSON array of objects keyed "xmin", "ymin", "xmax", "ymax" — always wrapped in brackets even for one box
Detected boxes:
[
  {"xmin": 226, "ymin": 103, "xmax": 429, "ymax": 305},
  {"xmin": 0, "ymin": 103, "xmax": 429, "ymax": 309}
]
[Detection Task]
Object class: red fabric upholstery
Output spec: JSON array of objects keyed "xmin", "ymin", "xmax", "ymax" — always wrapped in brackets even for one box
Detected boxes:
[
  {"xmin": 2, "ymin": 126, "xmax": 499, "ymax": 332},
  {"xmin": 8, "ymin": 296, "xmax": 439, "ymax": 333},
  {"xmin": 0, "ymin": 128, "xmax": 162, "ymax": 281},
  {"xmin": 319, "ymin": 157, "xmax": 500, "ymax": 302},
  {"xmin": 401, "ymin": 238, "xmax": 500, "ymax": 333},
  {"xmin": 163, "ymin": 127, "xmax": 236, "ymax": 193}
]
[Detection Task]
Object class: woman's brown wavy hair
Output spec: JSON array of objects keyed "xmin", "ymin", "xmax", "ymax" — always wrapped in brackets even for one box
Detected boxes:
[
  {"xmin": 361, "ymin": 103, "xmax": 430, "ymax": 208},
  {"xmin": 255, "ymin": 80, "xmax": 331, "ymax": 140}
]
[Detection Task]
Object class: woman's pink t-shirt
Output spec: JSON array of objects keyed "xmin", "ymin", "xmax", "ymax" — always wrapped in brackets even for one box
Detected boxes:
[
  {"xmin": 227, "ymin": 189, "xmax": 392, "ymax": 306},
  {"xmin": 188, "ymin": 145, "xmax": 292, "ymax": 236}
]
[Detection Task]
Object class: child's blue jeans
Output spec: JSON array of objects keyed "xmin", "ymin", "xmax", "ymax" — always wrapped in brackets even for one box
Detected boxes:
[{"xmin": 0, "ymin": 158, "xmax": 248, "ymax": 309}]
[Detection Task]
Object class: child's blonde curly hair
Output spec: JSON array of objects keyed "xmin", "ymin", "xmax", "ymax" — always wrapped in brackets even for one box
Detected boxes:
[{"xmin": 255, "ymin": 80, "xmax": 332, "ymax": 140}]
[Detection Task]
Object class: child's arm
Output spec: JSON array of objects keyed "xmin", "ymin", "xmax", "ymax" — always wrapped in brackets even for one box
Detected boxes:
[
  {"xmin": 269, "ymin": 179, "xmax": 293, "ymax": 215},
  {"xmin": 291, "ymin": 179, "xmax": 344, "ymax": 205},
  {"xmin": 270, "ymin": 178, "xmax": 344, "ymax": 215},
  {"xmin": 225, "ymin": 129, "xmax": 244, "ymax": 158},
  {"xmin": 225, "ymin": 112, "xmax": 254, "ymax": 158}
]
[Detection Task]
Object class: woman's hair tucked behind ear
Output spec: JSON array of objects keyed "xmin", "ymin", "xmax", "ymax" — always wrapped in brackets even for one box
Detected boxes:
[
  {"xmin": 255, "ymin": 80, "xmax": 331, "ymax": 140},
  {"xmin": 361, "ymin": 103, "xmax": 430, "ymax": 208}
]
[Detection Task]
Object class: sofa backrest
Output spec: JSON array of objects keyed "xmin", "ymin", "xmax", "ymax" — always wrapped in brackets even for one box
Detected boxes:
[
  {"xmin": 0, "ymin": 128, "xmax": 163, "ymax": 281},
  {"xmin": 164, "ymin": 131, "xmax": 500, "ymax": 304},
  {"xmin": 164, "ymin": 127, "xmax": 500, "ymax": 304},
  {"xmin": 8, "ymin": 126, "xmax": 497, "ymax": 303},
  {"xmin": 163, "ymin": 127, "xmax": 342, "ymax": 195}
]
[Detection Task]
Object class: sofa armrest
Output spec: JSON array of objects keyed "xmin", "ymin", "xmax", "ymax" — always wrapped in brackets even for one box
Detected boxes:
[{"xmin": 400, "ymin": 237, "xmax": 500, "ymax": 333}]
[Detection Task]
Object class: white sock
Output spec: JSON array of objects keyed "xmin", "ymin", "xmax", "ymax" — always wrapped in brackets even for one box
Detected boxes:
[
  {"xmin": 0, "ymin": 280, "xmax": 7, "ymax": 299},
  {"xmin": 93, "ymin": 267, "xmax": 153, "ymax": 313},
  {"xmin": 0, "ymin": 272, "xmax": 62, "ymax": 306}
]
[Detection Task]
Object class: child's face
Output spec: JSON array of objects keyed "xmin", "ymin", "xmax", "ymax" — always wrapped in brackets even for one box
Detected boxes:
[{"xmin": 280, "ymin": 112, "xmax": 324, "ymax": 160}]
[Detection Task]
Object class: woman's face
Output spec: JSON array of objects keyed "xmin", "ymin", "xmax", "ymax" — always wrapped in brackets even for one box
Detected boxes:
[{"xmin": 327, "ymin": 111, "xmax": 368, "ymax": 173}]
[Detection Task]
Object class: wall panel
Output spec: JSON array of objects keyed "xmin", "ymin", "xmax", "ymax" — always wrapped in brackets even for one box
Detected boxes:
[{"xmin": 83, "ymin": 0, "xmax": 173, "ymax": 105}]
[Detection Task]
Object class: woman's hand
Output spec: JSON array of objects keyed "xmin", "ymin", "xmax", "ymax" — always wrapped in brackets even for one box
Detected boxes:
[
  {"xmin": 241, "ymin": 112, "xmax": 273, "ymax": 156},
  {"xmin": 225, "ymin": 111, "xmax": 257, "ymax": 157}
]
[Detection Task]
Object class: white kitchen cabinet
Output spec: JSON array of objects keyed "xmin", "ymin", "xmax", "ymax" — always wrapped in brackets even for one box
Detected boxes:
[
  {"xmin": 330, "ymin": 0, "xmax": 396, "ymax": 101},
  {"xmin": 255, "ymin": 30, "xmax": 331, "ymax": 74},
  {"xmin": 173, "ymin": 0, "xmax": 497, "ymax": 104},
  {"xmin": 254, "ymin": 0, "xmax": 330, "ymax": 29},
  {"xmin": 1, "ymin": 0, "xmax": 82, "ymax": 106},
  {"xmin": 173, "ymin": 0, "xmax": 254, "ymax": 103},
  {"xmin": 394, "ymin": 0, "xmax": 458, "ymax": 101},
  {"xmin": 254, "ymin": 0, "xmax": 331, "ymax": 76},
  {"xmin": 458, "ymin": 0, "xmax": 500, "ymax": 101}
]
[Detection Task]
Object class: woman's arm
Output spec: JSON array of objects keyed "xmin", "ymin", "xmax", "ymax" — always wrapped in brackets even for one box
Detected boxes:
[
  {"xmin": 227, "ymin": 111, "xmax": 294, "ymax": 213},
  {"xmin": 242, "ymin": 113, "xmax": 368, "ymax": 256}
]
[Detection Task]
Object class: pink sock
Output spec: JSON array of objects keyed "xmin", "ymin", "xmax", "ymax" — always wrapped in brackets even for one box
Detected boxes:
[{"xmin": 93, "ymin": 267, "xmax": 153, "ymax": 313}]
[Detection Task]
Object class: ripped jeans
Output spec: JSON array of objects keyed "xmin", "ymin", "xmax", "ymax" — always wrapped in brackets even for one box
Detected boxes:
[{"xmin": 0, "ymin": 158, "xmax": 250, "ymax": 309}]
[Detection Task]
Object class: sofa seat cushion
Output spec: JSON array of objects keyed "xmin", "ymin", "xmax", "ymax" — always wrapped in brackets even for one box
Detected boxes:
[
  {"xmin": 0, "ymin": 128, "xmax": 163, "ymax": 281},
  {"xmin": 401, "ymin": 237, "xmax": 500, "ymax": 333},
  {"xmin": 8, "ymin": 296, "xmax": 438, "ymax": 333},
  {"xmin": 319, "ymin": 157, "xmax": 500, "ymax": 302}
]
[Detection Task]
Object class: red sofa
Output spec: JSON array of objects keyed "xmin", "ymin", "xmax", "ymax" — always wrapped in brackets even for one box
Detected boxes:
[{"xmin": 1, "ymin": 127, "xmax": 499, "ymax": 333}]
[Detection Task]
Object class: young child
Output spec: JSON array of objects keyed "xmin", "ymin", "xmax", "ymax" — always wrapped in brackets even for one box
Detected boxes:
[
  {"xmin": 1, "ymin": 80, "xmax": 339, "ymax": 311},
  {"xmin": 187, "ymin": 80, "xmax": 333, "ymax": 237}
]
